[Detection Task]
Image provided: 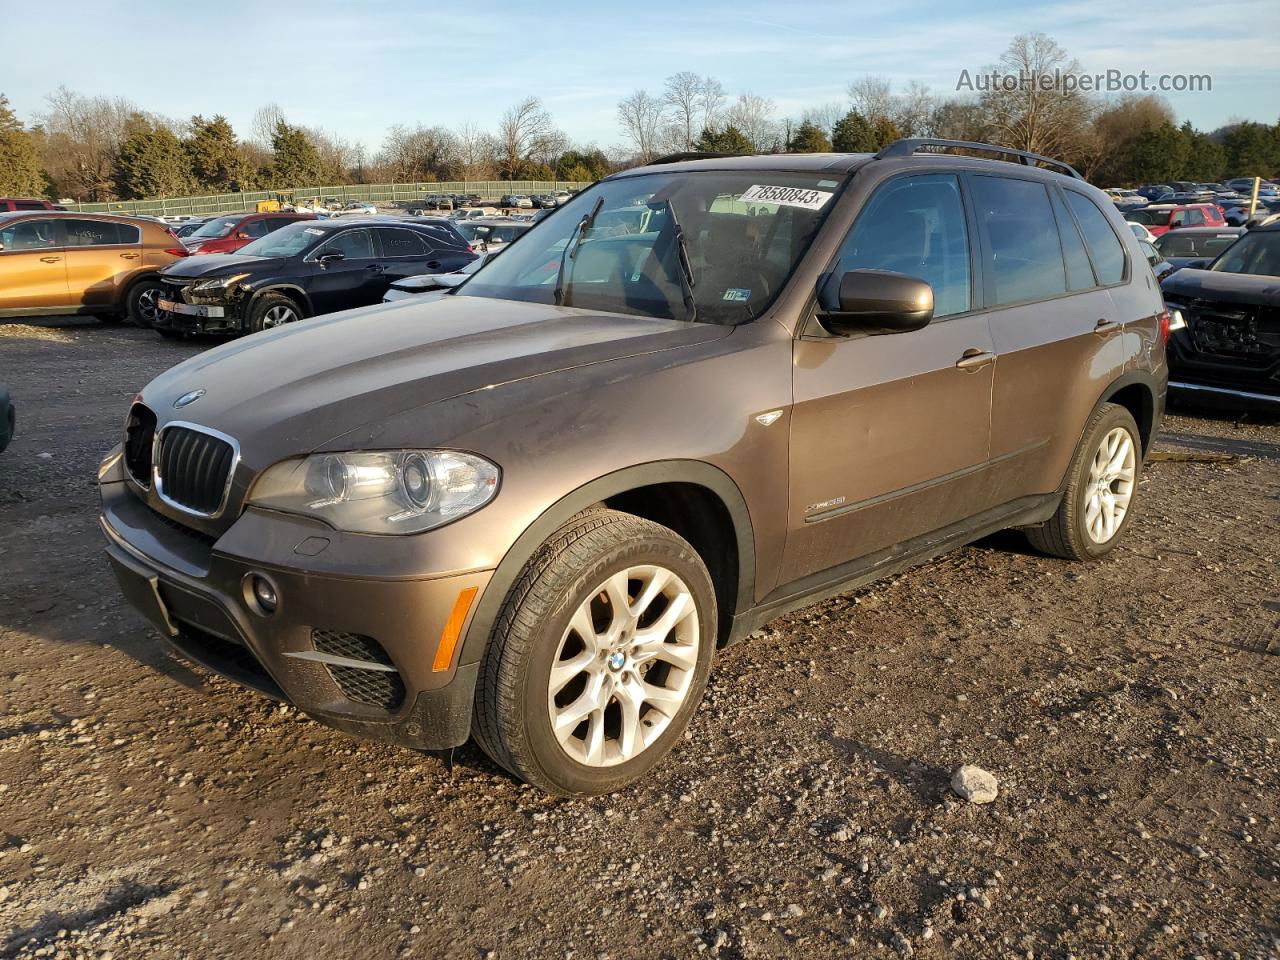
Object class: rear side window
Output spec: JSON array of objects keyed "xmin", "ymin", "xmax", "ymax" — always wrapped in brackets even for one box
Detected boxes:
[
  {"xmin": 377, "ymin": 228, "xmax": 431, "ymax": 257},
  {"xmin": 970, "ymin": 176, "xmax": 1065, "ymax": 306},
  {"xmin": 15, "ymin": 200, "xmax": 46, "ymax": 210},
  {"xmin": 63, "ymin": 220, "xmax": 139, "ymax": 246},
  {"xmin": 1050, "ymin": 190, "xmax": 1096, "ymax": 291},
  {"xmin": 832, "ymin": 173, "xmax": 971, "ymax": 317},
  {"xmin": 1064, "ymin": 192, "xmax": 1127, "ymax": 285}
]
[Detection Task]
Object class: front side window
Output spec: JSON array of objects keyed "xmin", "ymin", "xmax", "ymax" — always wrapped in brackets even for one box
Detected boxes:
[
  {"xmin": 317, "ymin": 229, "xmax": 374, "ymax": 260},
  {"xmin": 1, "ymin": 219, "xmax": 59, "ymax": 250},
  {"xmin": 1211, "ymin": 231, "xmax": 1280, "ymax": 277},
  {"xmin": 828, "ymin": 173, "xmax": 971, "ymax": 317},
  {"xmin": 971, "ymin": 176, "xmax": 1066, "ymax": 306},
  {"xmin": 241, "ymin": 219, "xmax": 270, "ymax": 239},
  {"xmin": 460, "ymin": 170, "xmax": 842, "ymax": 325},
  {"xmin": 1064, "ymin": 191, "xmax": 1127, "ymax": 286}
]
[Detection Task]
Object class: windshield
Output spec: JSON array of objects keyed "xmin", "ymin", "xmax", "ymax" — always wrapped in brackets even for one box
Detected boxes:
[
  {"xmin": 237, "ymin": 221, "xmax": 324, "ymax": 258},
  {"xmin": 1126, "ymin": 209, "xmax": 1173, "ymax": 226},
  {"xmin": 1156, "ymin": 233, "xmax": 1240, "ymax": 257},
  {"xmin": 190, "ymin": 215, "xmax": 240, "ymax": 238},
  {"xmin": 459, "ymin": 171, "xmax": 841, "ymax": 324},
  {"xmin": 1210, "ymin": 231, "xmax": 1280, "ymax": 277}
]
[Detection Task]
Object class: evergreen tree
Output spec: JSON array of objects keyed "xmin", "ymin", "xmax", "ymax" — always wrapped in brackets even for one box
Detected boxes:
[
  {"xmin": 187, "ymin": 114, "xmax": 248, "ymax": 191},
  {"xmin": 872, "ymin": 116, "xmax": 902, "ymax": 150},
  {"xmin": 0, "ymin": 94, "xmax": 44, "ymax": 196},
  {"xmin": 787, "ymin": 120, "xmax": 832, "ymax": 153},
  {"xmin": 831, "ymin": 110, "xmax": 878, "ymax": 153},
  {"xmin": 1221, "ymin": 121, "xmax": 1279, "ymax": 178},
  {"xmin": 268, "ymin": 120, "xmax": 322, "ymax": 186},
  {"xmin": 113, "ymin": 116, "xmax": 193, "ymax": 199},
  {"xmin": 693, "ymin": 125, "xmax": 752, "ymax": 154}
]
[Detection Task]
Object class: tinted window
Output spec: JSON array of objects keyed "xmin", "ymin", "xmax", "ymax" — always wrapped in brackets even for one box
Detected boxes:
[
  {"xmin": 63, "ymin": 219, "xmax": 138, "ymax": 246},
  {"xmin": 0, "ymin": 218, "xmax": 59, "ymax": 250},
  {"xmin": 971, "ymin": 176, "xmax": 1065, "ymax": 305},
  {"xmin": 318, "ymin": 229, "xmax": 373, "ymax": 259},
  {"xmin": 377, "ymin": 228, "xmax": 431, "ymax": 257},
  {"xmin": 1065, "ymin": 192, "xmax": 1127, "ymax": 285},
  {"xmin": 831, "ymin": 174, "xmax": 971, "ymax": 317},
  {"xmin": 265, "ymin": 217, "xmax": 298, "ymax": 233},
  {"xmin": 240, "ymin": 219, "xmax": 270, "ymax": 239},
  {"xmin": 15, "ymin": 200, "xmax": 46, "ymax": 210},
  {"xmin": 1210, "ymin": 232, "xmax": 1280, "ymax": 277},
  {"xmin": 1051, "ymin": 190, "xmax": 1096, "ymax": 291}
]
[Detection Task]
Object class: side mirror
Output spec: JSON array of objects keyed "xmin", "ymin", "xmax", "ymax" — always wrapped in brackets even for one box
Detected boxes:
[
  {"xmin": 318, "ymin": 251, "xmax": 345, "ymax": 265},
  {"xmin": 237, "ymin": 231, "xmax": 252, "ymax": 240},
  {"xmin": 0, "ymin": 241, "xmax": 5, "ymax": 252},
  {"xmin": 820, "ymin": 269, "xmax": 934, "ymax": 335}
]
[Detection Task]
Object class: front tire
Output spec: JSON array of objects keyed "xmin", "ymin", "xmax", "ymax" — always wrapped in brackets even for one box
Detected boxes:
[
  {"xmin": 126, "ymin": 279, "xmax": 164, "ymax": 328},
  {"xmin": 473, "ymin": 510, "xmax": 717, "ymax": 795},
  {"xmin": 1026, "ymin": 402, "xmax": 1142, "ymax": 560},
  {"xmin": 247, "ymin": 292, "xmax": 303, "ymax": 334}
]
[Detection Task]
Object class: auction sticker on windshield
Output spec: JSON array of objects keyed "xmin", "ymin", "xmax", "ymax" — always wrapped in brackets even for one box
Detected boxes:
[
  {"xmin": 304, "ymin": 228, "xmax": 325, "ymax": 236},
  {"xmin": 737, "ymin": 184, "xmax": 833, "ymax": 210}
]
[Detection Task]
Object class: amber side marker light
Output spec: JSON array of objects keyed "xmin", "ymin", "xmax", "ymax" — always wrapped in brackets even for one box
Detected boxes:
[{"xmin": 433, "ymin": 586, "xmax": 479, "ymax": 672}]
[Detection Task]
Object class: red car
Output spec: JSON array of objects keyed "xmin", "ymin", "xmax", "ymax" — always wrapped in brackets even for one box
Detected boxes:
[
  {"xmin": 1126, "ymin": 203, "xmax": 1225, "ymax": 238},
  {"xmin": 183, "ymin": 211, "xmax": 316, "ymax": 255},
  {"xmin": 0, "ymin": 198, "xmax": 64, "ymax": 212}
]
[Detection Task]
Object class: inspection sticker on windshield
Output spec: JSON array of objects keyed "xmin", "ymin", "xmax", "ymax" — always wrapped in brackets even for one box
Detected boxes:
[
  {"xmin": 737, "ymin": 184, "xmax": 833, "ymax": 210},
  {"xmin": 722, "ymin": 288, "xmax": 752, "ymax": 302},
  {"xmin": 303, "ymin": 227, "xmax": 325, "ymax": 236}
]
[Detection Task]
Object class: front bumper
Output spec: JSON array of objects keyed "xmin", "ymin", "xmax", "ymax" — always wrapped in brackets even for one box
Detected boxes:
[
  {"xmin": 153, "ymin": 280, "xmax": 247, "ymax": 335},
  {"xmin": 99, "ymin": 453, "xmax": 492, "ymax": 750}
]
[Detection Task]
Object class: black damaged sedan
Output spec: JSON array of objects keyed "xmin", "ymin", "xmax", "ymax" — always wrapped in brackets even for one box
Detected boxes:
[
  {"xmin": 153, "ymin": 218, "xmax": 475, "ymax": 337},
  {"xmin": 1161, "ymin": 221, "xmax": 1280, "ymax": 410}
]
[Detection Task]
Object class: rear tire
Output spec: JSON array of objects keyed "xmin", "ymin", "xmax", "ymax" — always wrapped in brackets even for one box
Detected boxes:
[
  {"xmin": 126, "ymin": 279, "xmax": 164, "ymax": 328},
  {"xmin": 473, "ymin": 509, "xmax": 716, "ymax": 795},
  {"xmin": 1025, "ymin": 403, "xmax": 1143, "ymax": 561},
  {"xmin": 94, "ymin": 313, "xmax": 124, "ymax": 325},
  {"xmin": 247, "ymin": 292, "xmax": 303, "ymax": 334}
]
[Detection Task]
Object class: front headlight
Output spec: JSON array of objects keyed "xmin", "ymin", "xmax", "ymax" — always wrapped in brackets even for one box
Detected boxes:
[
  {"xmin": 191, "ymin": 273, "xmax": 250, "ymax": 295},
  {"xmin": 248, "ymin": 450, "xmax": 499, "ymax": 534}
]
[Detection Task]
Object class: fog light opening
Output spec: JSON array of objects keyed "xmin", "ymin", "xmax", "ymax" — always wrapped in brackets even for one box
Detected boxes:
[{"xmin": 245, "ymin": 573, "xmax": 279, "ymax": 616}]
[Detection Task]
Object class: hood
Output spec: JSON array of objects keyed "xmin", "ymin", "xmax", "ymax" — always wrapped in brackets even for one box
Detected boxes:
[
  {"xmin": 160, "ymin": 254, "xmax": 281, "ymax": 279},
  {"xmin": 139, "ymin": 296, "xmax": 731, "ymax": 465},
  {"xmin": 1161, "ymin": 268, "xmax": 1280, "ymax": 307}
]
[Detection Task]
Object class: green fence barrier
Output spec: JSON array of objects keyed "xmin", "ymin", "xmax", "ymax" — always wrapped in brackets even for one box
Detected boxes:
[{"xmin": 63, "ymin": 181, "xmax": 595, "ymax": 217}]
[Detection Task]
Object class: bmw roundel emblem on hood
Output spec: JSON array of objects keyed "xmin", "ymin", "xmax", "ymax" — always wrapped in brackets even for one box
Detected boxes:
[{"xmin": 173, "ymin": 389, "xmax": 206, "ymax": 409}]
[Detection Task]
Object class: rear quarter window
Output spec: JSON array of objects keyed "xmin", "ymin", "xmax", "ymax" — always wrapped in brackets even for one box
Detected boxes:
[{"xmin": 1064, "ymin": 191, "xmax": 1127, "ymax": 285}]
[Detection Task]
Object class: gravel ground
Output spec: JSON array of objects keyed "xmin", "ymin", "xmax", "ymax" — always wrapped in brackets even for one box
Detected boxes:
[{"xmin": 1, "ymin": 318, "xmax": 1277, "ymax": 960}]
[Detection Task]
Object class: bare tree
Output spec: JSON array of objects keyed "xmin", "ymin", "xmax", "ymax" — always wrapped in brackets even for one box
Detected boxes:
[
  {"xmin": 497, "ymin": 96, "xmax": 554, "ymax": 180},
  {"xmin": 801, "ymin": 102, "xmax": 844, "ymax": 138},
  {"xmin": 846, "ymin": 75, "xmax": 895, "ymax": 123},
  {"xmin": 895, "ymin": 81, "xmax": 938, "ymax": 136},
  {"xmin": 725, "ymin": 93, "xmax": 778, "ymax": 152},
  {"xmin": 37, "ymin": 87, "xmax": 137, "ymax": 200},
  {"xmin": 617, "ymin": 89, "xmax": 665, "ymax": 163},
  {"xmin": 251, "ymin": 103, "xmax": 286, "ymax": 149},
  {"xmin": 663, "ymin": 72, "xmax": 704, "ymax": 152},
  {"xmin": 453, "ymin": 121, "xmax": 496, "ymax": 179},
  {"xmin": 378, "ymin": 124, "xmax": 458, "ymax": 182},
  {"xmin": 979, "ymin": 33, "xmax": 1094, "ymax": 159},
  {"xmin": 698, "ymin": 76, "xmax": 726, "ymax": 134}
]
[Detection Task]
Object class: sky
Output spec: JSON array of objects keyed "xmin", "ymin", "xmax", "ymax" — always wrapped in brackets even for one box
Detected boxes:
[{"xmin": 5, "ymin": 0, "xmax": 1278, "ymax": 154}]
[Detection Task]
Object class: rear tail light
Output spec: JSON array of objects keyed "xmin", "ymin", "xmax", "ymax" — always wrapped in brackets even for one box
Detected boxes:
[
  {"xmin": 1157, "ymin": 309, "xmax": 1171, "ymax": 346},
  {"xmin": 164, "ymin": 247, "xmax": 189, "ymax": 257},
  {"xmin": 466, "ymin": 244, "xmax": 474, "ymax": 252}
]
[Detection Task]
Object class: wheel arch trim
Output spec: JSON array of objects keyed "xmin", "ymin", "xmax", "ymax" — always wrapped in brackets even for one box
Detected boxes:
[
  {"xmin": 456, "ymin": 460, "xmax": 756, "ymax": 668},
  {"xmin": 250, "ymin": 284, "xmax": 312, "ymax": 316}
]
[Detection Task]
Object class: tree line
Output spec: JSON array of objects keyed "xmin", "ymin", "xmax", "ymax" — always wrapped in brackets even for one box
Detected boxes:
[{"xmin": 2, "ymin": 32, "xmax": 1278, "ymax": 203}]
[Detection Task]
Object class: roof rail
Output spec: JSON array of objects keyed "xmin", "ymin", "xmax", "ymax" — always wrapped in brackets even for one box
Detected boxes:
[
  {"xmin": 646, "ymin": 151, "xmax": 742, "ymax": 165},
  {"xmin": 875, "ymin": 138, "xmax": 1083, "ymax": 180}
]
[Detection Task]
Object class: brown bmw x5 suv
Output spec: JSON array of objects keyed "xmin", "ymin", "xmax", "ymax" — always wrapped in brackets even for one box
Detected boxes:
[{"xmin": 100, "ymin": 140, "xmax": 1168, "ymax": 795}]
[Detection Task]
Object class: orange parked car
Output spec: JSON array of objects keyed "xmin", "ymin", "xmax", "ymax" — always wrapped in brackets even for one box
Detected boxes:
[{"xmin": 0, "ymin": 212, "xmax": 188, "ymax": 326}]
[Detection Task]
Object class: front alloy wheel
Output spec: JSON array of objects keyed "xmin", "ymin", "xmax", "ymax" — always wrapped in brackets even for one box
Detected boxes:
[
  {"xmin": 548, "ymin": 565, "xmax": 700, "ymax": 767},
  {"xmin": 261, "ymin": 303, "xmax": 298, "ymax": 328}
]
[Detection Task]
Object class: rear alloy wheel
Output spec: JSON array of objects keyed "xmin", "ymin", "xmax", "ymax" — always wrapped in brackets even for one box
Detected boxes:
[
  {"xmin": 1025, "ymin": 402, "xmax": 1143, "ymax": 560},
  {"xmin": 126, "ymin": 280, "xmax": 165, "ymax": 328},
  {"xmin": 248, "ymin": 293, "xmax": 303, "ymax": 334},
  {"xmin": 473, "ymin": 510, "xmax": 716, "ymax": 795}
]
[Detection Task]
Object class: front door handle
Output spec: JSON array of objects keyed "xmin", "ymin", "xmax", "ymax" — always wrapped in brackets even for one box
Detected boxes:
[
  {"xmin": 955, "ymin": 348, "xmax": 995, "ymax": 371},
  {"xmin": 40, "ymin": 256, "xmax": 62, "ymax": 263},
  {"xmin": 425, "ymin": 260, "xmax": 441, "ymax": 270},
  {"xmin": 367, "ymin": 263, "xmax": 384, "ymax": 273},
  {"xmin": 1094, "ymin": 318, "xmax": 1120, "ymax": 335}
]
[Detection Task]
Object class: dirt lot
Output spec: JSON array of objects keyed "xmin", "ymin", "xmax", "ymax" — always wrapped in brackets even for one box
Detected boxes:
[{"xmin": 1, "ymin": 318, "xmax": 1277, "ymax": 960}]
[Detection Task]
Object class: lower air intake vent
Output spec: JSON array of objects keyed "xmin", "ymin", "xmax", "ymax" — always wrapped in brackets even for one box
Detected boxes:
[{"xmin": 312, "ymin": 629, "xmax": 405, "ymax": 709}]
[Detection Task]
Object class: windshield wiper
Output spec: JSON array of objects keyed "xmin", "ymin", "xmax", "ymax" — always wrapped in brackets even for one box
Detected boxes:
[
  {"xmin": 554, "ymin": 196, "xmax": 603, "ymax": 307},
  {"xmin": 664, "ymin": 203, "xmax": 698, "ymax": 324}
]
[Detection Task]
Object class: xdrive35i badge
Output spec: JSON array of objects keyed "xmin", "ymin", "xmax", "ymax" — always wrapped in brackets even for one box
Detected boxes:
[{"xmin": 173, "ymin": 389, "xmax": 206, "ymax": 409}]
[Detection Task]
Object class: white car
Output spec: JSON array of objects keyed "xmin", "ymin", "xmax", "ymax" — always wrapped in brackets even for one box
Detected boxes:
[
  {"xmin": 335, "ymin": 201, "xmax": 378, "ymax": 217},
  {"xmin": 1127, "ymin": 221, "xmax": 1157, "ymax": 244},
  {"xmin": 552, "ymin": 191, "xmax": 572, "ymax": 206},
  {"xmin": 382, "ymin": 252, "xmax": 495, "ymax": 302},
  {"xmin": 512, "ymin": 195, "xmax": 533, "ymax": 209}
]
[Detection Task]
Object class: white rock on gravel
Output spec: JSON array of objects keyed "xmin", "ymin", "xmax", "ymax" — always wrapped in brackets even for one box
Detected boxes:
[{"xmin": 951, "ymin": 765, "xmax": 999, "ymax": 804}]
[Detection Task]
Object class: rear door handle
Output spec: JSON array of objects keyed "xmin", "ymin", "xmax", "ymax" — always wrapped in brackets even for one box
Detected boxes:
[
  {"xmin": 955, "ymin": 348, "xmax": 995, "ymax": 371},
  {"xmin": 120, "ymin": 252, "xmax": 139, "ymax": 260},
  {"xmin": 1094, "ymin": 318, "xmax": 1120, "ymax": 335},
  {"xmin": 40, "ymin": 256, "xmax": 62, "ymax": 263}
]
